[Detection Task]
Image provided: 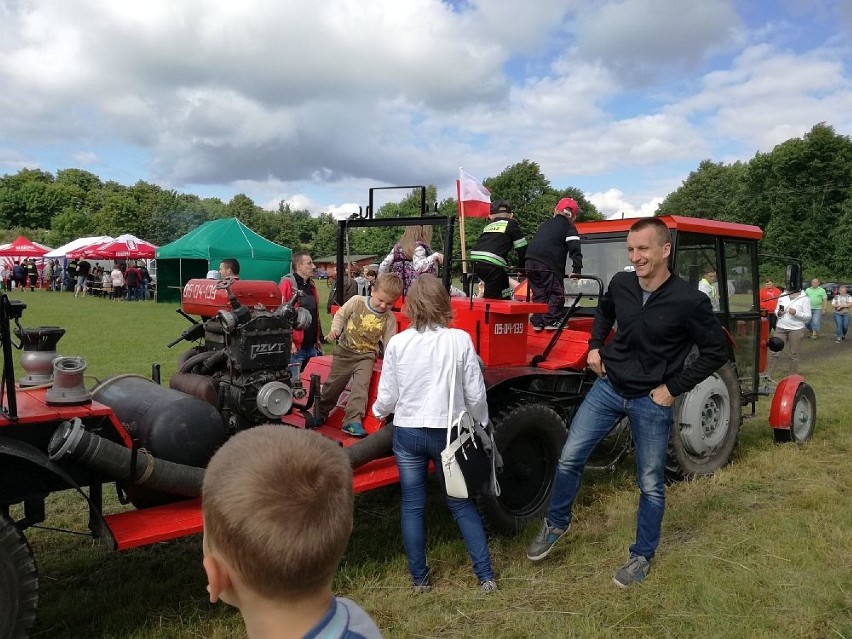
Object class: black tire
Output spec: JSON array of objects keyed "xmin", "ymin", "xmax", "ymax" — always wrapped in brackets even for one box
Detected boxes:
[
  {"xmin": 476, "ymin": 403, "xmax": 566, "ymax": 536},
  {"xmin": 666, "ymin": 361, "xmax": 742, "ymax": 480},
  {"xmin": 0, "ymin": 514, "xmax": 38, "ymax": 639},
  {"xmin": 773, "ymin": 383, "xmax": 816, "ymax": 444}
]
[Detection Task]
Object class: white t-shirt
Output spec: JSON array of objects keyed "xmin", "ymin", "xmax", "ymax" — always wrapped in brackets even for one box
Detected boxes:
[{"xmin": 775, "ymin": 292, "xmax": 811, "ymax": 331}]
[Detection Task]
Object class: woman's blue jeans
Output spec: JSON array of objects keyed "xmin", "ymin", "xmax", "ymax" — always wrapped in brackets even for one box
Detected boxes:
[
  {"xmin": 392, "ymin": 426, "xmax": 494, "ymax": 584},
  {"xmin": 546, "ymin": 377, "xmax": 672, "ymax": 560},
  {"xmin": 834, "ymin": 312, "xmax": 849, "ymax": 339}
]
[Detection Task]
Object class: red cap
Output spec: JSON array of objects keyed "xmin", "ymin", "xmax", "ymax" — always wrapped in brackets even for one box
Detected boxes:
[{"xmin": 555, "ymin": 197, "xmax": 579, "ymax": 216}]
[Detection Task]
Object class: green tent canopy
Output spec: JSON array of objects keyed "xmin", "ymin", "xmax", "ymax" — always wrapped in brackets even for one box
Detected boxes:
[{"xmin": 154, "ymin": 218, "xmax": 291, "ymax": 303}]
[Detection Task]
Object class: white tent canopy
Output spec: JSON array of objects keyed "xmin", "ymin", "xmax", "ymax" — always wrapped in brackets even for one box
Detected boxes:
[{"xmin": 43, "ymin": 236, "xmax": 114, "ymax": 259}]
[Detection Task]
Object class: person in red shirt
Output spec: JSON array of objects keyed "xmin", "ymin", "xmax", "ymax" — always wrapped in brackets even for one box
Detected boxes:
[{"xmin": 759, "ymin": 278, "xmax": 782, "ymax": 333}]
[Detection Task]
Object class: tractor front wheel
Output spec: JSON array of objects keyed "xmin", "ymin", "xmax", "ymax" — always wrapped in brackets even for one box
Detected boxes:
[
  {"xmin": 666, "ymin": 361, "xmax": 742, "ymax": 480},
  {"xmin": 477, "ymin": 403, "xmax": 566, "ymax": 536},
  {"xmin": 773, "ymin": 383, "xmax": 816, "ymax": 444},
  {"xmin": 0, "ymin": 513, "xmax": 38, "ymax": 639}
]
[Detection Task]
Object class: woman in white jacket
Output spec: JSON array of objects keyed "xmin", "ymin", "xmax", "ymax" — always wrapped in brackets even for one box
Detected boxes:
[
  {"xmin": 372, "ymin": 274, "xmax": 496, "ymax": 594},
  {"xmin": 768, "ymin": 286, "xmax": 811, "ymax": 376}
]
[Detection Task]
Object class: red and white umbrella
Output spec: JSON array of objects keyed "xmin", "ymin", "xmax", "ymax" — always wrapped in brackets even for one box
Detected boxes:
[{"xmin": 70, "ymin": 234, "xmax": 157, "ymax": 260}]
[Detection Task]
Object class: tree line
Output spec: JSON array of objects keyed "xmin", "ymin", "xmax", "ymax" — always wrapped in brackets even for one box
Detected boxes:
[{"xmin": 2, "ymin": 122, "xmax": 849, "ymax": 278}]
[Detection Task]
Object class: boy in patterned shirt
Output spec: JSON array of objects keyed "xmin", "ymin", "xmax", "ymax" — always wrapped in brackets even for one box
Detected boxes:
[{"xmin": 318, "ymin": 273, "xmax": 404, "ymax": 436}]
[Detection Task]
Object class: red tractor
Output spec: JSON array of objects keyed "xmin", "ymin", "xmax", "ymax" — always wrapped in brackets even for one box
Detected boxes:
[{"xmin": 0, "ymin": 189, "xmax": 815, "ymax": 639}]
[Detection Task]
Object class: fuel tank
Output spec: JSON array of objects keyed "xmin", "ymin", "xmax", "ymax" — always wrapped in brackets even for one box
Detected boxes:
[
  {"xmin": 181, "ymin": 279, "xmax": 282, "ymax": 317},
  {"xmin": 92, "ymin": 374, "xmax": 227, "ymax": 468}
]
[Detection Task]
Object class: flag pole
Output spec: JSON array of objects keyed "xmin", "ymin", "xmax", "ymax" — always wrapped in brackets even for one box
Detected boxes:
[{"xmin": 456, "ymin": 176, "xmax": 468, "ymax": 275}]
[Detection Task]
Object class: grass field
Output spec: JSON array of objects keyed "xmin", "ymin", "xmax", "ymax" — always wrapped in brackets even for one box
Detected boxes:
[{"xmin": 7, "ymin": 289, "xmax": 852, "ymax": 639}]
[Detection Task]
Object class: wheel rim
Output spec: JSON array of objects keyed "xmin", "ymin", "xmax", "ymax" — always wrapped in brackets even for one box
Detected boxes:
[
  {"xmin": 677, "ymin": 374, "xmax": 732, "ymax": 460},
  {"xmin": 791, "ymin": 395, "xmax": 814, "ymax": 441}
]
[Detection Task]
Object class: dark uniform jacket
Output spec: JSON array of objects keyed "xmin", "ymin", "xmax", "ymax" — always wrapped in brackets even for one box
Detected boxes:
[
  {"xmin": 525, "ymin": 215, "xmax": 582, "ymax": 276},
  {"xmin": 470, "ymin": 217, "xmax": 528, "ymax": 267}
]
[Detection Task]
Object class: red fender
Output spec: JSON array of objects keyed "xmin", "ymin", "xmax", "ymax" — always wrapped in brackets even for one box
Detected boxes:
[{"xmin": 769, "ymin": 374, "xmax": 806, "ymax": 430}]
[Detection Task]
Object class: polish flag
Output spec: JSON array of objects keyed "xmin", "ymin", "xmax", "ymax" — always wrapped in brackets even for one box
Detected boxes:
[{"xmin": 457, "ymin": 168, "xmax": 491, "ymax": 218}]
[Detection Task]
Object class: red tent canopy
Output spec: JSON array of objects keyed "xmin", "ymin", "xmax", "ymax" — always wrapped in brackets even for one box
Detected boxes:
[
  {"xmin": 69, "ymin": 234, "xmax": 157, "ymax": 260},
  {"xmin": 0, "ymin": 236, "xmax": 51, "ymax": 258}
]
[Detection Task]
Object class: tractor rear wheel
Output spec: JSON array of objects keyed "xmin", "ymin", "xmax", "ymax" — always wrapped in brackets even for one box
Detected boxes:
[
  {"xmin": 476, "ymin": 403, "xmax": 566, "ymax": 536},
  {"xmin": 666, "ymin": 361, "xmax": 742, "ymax": 480},
  {"xmin": 773, "ymin": 383, "xmax": 816, "ymax": 444},
  {"xmin": 0, "ymin": 514, "xmax": 38, "ymax": 639}
]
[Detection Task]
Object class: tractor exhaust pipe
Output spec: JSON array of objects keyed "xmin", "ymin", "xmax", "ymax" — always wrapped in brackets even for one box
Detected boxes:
[
  {"xmin": 48, "ymin": 418, "xmax": 204, "ymax": 497},
  {"xmin": 48, "ymin": 418, "xmax": 394, "ymax": 500},
  {"xmin": 344, "ymin": 422, "xmax": 395, "ymax": 468}
]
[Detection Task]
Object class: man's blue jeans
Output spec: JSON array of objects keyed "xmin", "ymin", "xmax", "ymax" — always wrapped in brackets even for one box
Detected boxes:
[
  {"xmin": 392, "ymin": 426, "xmax": 494, "ymax": 584},
  {"xmin": 290, "ymin": 344, "xmax": 322, "ymax": 371},
  {"xmin": 547, "ymin": 376, "xmax": 672, "ymax": 560}
]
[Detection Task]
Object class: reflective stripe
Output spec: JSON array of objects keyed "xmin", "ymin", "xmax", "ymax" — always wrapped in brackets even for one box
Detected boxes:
[
  {"xmin": 565, "ymin": 235, "xmax": 580, "ymax": 242},
  {"xmin": 470, "ymin": 251, "xmax": 507, "ymax": 266},
  {"xmin": 513, "ymin": 238, "xmax": 528, "ymax": 248}
]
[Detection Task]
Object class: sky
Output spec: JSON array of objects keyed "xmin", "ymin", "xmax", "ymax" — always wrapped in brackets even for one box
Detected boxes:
[{"xmin": 1, "ymin": 0, "xmax": 851, "ymax": 220}]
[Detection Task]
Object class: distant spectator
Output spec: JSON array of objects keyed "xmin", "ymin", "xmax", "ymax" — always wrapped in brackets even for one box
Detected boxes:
[
  {"xmin": 124, "ymin": 262, "xmax": 142, "ymax": 301},
  {"xmin": 768, "ymin": 285, "xmax": 811, "ymax": 376},
  {"xmin": 804, "ymin": 278, "xmax": 828, "ymax": 339},
  {"xmin": 206, "ymin": 270, "xmax": 221, "ymax": 280},
  {"xmin": 360, "ymin": 265, "xmax": 378, "ymax": 297},
  {"xmin": 759, "ymin": 278, "xmax": 782, "ymax": 332},
  {"xmin": 832, "ymin": 285, "xmax": 851, "ymax": 343},
  {"xmin": 110, "ymin": 266, "xmax": 125, "ymax": 301},
  {"xmin": 698, "ymin": 269, "xmax": 720, "ymax": 312},
  {"xmin": 75, "ymin": 259, "xmax": 91, "ymax": 298},
  {"xmin": 43, "ymin": 259, "xmax": 54, "ymax": 292},
  {"xmin": 218, "ymin": 258, "xmax": 240, "ymax": 279},
  {"xmin": 139, "ymin": 263, "xmax": 152, "ymax": 300},
  {"xmin": 202, "ymin": 426, "xmax": 383, "ymax": 639},
  {"xmin": 12, "ymin": 261, "xmax": 25, "ymax": 291}
]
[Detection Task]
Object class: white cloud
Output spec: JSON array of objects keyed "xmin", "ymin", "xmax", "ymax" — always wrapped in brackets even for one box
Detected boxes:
[
  {"xmin": 0, "ymin": 0, "xmax": 850, "ymax": 222},
  {"xmin": 589, "ymin": 188, "xmax": 661, "ymax": 219}
]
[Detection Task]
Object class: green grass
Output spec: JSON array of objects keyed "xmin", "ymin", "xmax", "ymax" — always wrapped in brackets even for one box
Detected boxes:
[{"xmin": 8, "ymin": 290, "xmax": 852, "ymax": 638}]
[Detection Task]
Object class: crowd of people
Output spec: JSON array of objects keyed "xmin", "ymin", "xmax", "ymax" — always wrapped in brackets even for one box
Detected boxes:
[{"xmin": 0, "ymin": 257, "xmax": 153, "ymax": 300}]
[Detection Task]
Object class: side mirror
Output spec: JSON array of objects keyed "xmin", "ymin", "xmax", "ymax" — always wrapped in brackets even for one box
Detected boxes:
[{"xmin": 785, "ymin": 263, "xmax": 801, "ymax": 293}]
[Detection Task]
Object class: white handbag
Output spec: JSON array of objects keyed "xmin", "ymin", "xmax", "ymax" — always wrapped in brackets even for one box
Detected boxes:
[{"xmin": 439, "ymin": 331, "xmax": 496, "ymax": 499}]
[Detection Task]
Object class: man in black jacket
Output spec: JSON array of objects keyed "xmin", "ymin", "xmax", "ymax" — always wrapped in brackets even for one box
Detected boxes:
[{"xmin": 525, "ymin": 217, "xmax": 728, "ymax": 588}]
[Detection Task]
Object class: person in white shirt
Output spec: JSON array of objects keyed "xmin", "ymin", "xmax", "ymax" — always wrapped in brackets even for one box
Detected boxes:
[
  {"xmin": 372, "ymin": 274, "xmax": 496, "ymax": 595},
  {"xmin": 832, "ymin": 285, "xmax": 851, "ymax": 343},
  {"xmin": 768, "ymin": 287, "xmax": 811, "ymax": 376}
]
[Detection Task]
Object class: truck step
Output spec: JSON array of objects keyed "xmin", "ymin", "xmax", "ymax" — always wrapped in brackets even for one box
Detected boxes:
[{"xmin": 103, "ymin": 498, "xmax": 203, "ymax": 550}]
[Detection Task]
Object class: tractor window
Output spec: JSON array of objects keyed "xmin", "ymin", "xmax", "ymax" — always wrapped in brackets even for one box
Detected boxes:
[
  {"xmin": 578, "ymin": 235, "xmax": 632, "ymax": 291},
  {"xmin": 672, "ymin": 233, "xmax": 720, "ymax": 309},
  {"xmin": 722, "ymin": 241, "xmax": 755, "ymax": 313}
]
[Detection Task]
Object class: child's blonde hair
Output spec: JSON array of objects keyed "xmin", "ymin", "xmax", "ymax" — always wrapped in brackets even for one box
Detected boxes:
[
  {"xmin": 202, "ymin": 426, "xmax": 353, "ymax": 600},
  {"xmin": 374, "ymin": 272, "xmax": 403, "ymax": 300},
  {"xmin": 399, "ymin": 225, "xmax": 433, "ymax": 260},
  {"xmin": 404, "ymin": 274, "xmax": 452, "ymax": 330}
]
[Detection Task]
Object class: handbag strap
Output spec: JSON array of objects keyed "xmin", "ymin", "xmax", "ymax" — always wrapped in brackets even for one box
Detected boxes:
[{"xmin": 446, "ymin": 329, "xmax": 457, "ymax": 449}]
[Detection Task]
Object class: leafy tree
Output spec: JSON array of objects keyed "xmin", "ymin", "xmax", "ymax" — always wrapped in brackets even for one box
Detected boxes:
[{"xmin": 656, "ymin": 159, "xmax": 747, "ymax": 222}]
